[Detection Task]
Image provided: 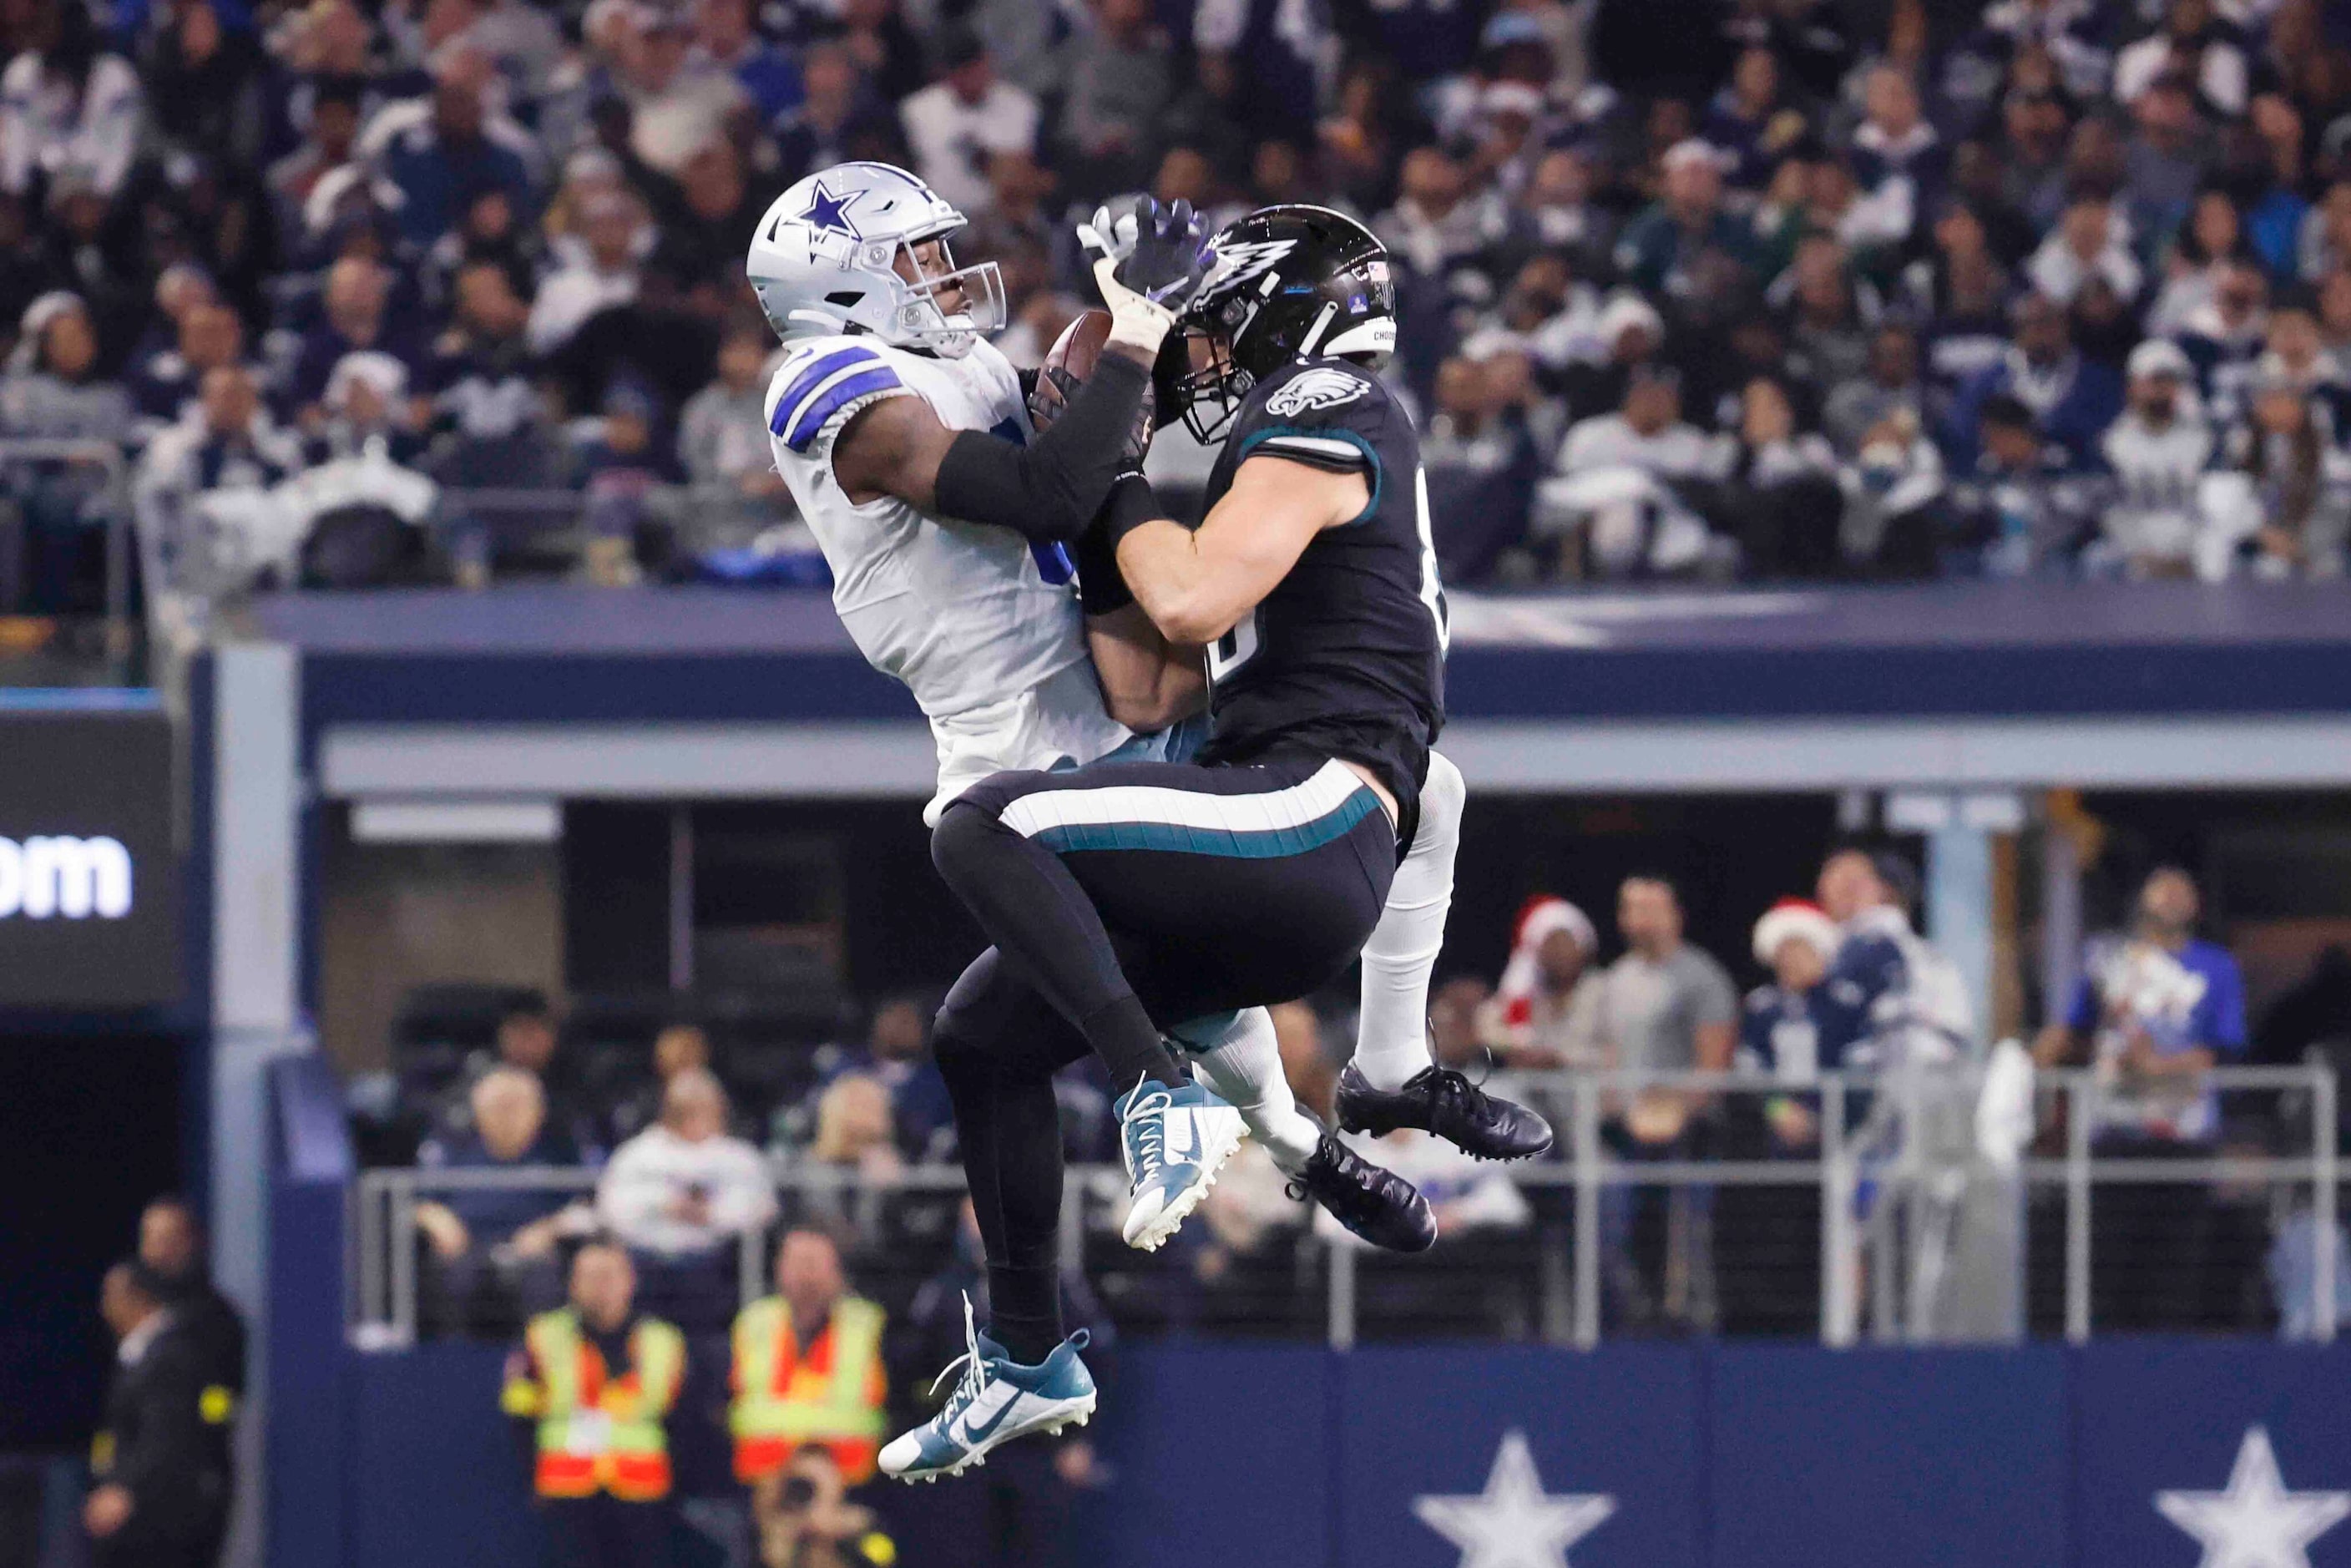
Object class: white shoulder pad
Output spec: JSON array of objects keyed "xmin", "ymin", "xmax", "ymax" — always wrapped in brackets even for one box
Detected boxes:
[{"xmin": 764, "ymin": 336, "xmax": 915, "ymax": 457}]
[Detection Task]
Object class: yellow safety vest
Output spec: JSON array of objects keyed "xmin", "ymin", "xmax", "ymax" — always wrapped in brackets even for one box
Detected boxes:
[
  {"xmin": 729, "ymin": 1295, "xmax": 887, "ymax": 1484},
  {"xmin": 501, "ymin": 1309, "xmax": 685, "ymax": 1501}
]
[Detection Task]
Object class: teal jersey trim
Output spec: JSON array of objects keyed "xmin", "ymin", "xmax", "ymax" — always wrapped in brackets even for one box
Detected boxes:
[
  {"xmin": 1235, "ymin": 424, "xmax": 1383, "ymax": 525},
  {"xmin": 1034, "ymin": 785, "xmax": 1379, "ymax": 858}
]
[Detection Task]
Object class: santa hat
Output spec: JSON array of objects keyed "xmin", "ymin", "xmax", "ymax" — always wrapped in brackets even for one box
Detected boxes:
[
  {"xmin": 1752, "ymin": 898, "xmax": 1840, "ymax": 967},
  {"xmin": 1496, "ymin": 895, "xmax": 1598, "ymax": 1028}
]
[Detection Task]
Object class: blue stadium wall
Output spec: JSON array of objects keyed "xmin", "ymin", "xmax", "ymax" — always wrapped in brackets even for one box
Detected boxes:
[{"xmin": 322, "ymin": 1337, "xmax": 2351, "ymax": 1568}]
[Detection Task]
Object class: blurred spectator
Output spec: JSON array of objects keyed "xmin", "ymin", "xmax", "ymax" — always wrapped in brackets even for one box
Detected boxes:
[
  {"xmin": 1704, "ymin": 46, "xmax": 1807, "ymax": 193},
  {"xmin": 1813, "ymin": 846, "xmax": 1972, "ymax": 1065},
  {"xmin": 372, "ymin": 43, "xmax": 536, "ymax": 249},
  {"xmin": 729, "ymin": 1227, "xmax": 887, "ymax": 1487},
  {"xmin": 1054, "ymin": 0, "xmax": 1174, "ymax": 201},
  {"xmin": 809, "ymin": 996, "xmax": 953, "ymax": 1161},
  {"xmin": 2218, "ymin": 365, "xmax": 2351, "ymax": 577},
  {"xmin": 499, "ymin": 1242, "xmax": 685, "ymax": 1563},
  {"xmin": 266, "ymin": 74, "xmax": 366, "ymax": 240},
  {"xmin": 1421, "ymin": 352, "xmax": 1544, "ymax": 583},
  {"xmin": 134, "ymin": 365, "xmax": 305, "ymax": 584},
  {"xmin": 2027, "ymin": 192, "xmax": 2143, "ymax": 308},
  {"xmin": 1713, "ymin": 373, "xmax": 1843, "ymax": 579},
  {"xmin": 138, "ymin": 0, "xmax": 265, "ymax": 174},
  {"xmin": 752, "ymin": 1449, "xmax": 897, "ymax": 1568},
  {"xmin": 1946, "ymin": 392, "xmax": 2096, "ymax": 576},
  {"xmin": 290, "ymin": 256, "xmax": 417, "ymax": 421},
  {"xmin": 1824, "ymin": 322, "xmax": 1924, "ymax": 458},
  {"xmin": 528, "ymin": 189, "xmax": 645, "ymax": 356},
  {"xmin": 1612, "ymin": 139, "xmax": 1756, "ymax": 295},
  {"xmin": 1946, "ymin": 292, "xmax": 2122, "ymax": 469},
  {"xmin": 599, "ymin": 1067, "xmax": 776, "ymax": 1328},
  {"xmin": 0, "ymin": 0, "xmax": 143, "ymax": 200},
  {"xmin": 1838, "ymin": 405, "xmax": 1949, "ymax": 578},
  {"xmin": 1847, "ymin": 65, "xmax": 1944, "ymax": 249},
  {"xmin": 679, "ymin": 321, "xmax": 785, "ymax": 503},
  {"xmin": 2114, "ymin": 0, "xmax": 2248, "ymax": 119},
  {"xmin": 86, "ymin": 1262, "xmax": 230, "ymax": 1568},
  {"xmin": 898, "ymin": 23, "xmax": 1038, "ymax": 218},
  {"xmin": 1479, "ymin": 895, "xmax": 1606, "ymax": 1070},
  {"xmin": 417, "ymin": 1067, "xmax": 585, "ymax": 1334},
  {"xmin": 134, "ymin": 1199, "xmax": 246, "ymax": 1417},
  {"xmin": 771, "ymin": 42, "xmax": 900, "ymax": 189},
  {"xmin": 2121, "ymin": 74, "xmax": 2213, "ymax": 245},
  {"xmin": 609, "ymin": 1022, "xmax": 716, "ymax": 1145},
  {"xmin": 694, "ymin": 0, "xmax": 800, "ymax": 126},
  {"xmin": 2148, "ymin": 188, "xmax": 2251, "ymax": 339},
  {"xmin": 420, "ymin": 257, "xmax": 563, "ymax": 487},
  {"xmin": 2033, "ymin": 866, "xmax": 2247, "ymax": 1328},
  {"xmin": 1739, "ymin": 899, "xmax": 1850, "ymax": 1101},
  {"xmin": 1544, "ymin": 364, "xmax": 1727, "ymax": 579},
  {"xmin": 129, "ymin": 301, "xmax": 248, "ymax": 429},
  {"xmin": 2089, "ymin": 337, "xmax": 2222, "ymax": 579},
  {"xmin": 449, "ymin": 1001, "xmax": 602, "ymax": 1160},
  {"xmin": 607, "ymin": 3, "xmax": 745, "ymax": 178},
  {"xmin": 0, "ymin": 292, "xmax": 132, "ymax": 611},
  {"xmin": 2178, "ymin": 256, "xmax": 2270, "ymax": 412},
  {"xmin": 1598, "ymin": 873, "xmax": 1737, "ymax": 1100}
]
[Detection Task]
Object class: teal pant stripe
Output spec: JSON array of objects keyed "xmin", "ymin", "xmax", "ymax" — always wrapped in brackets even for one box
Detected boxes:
[{"xmin": 1034, "ymin": 789, "xmax": 1378, "ymax": 859}]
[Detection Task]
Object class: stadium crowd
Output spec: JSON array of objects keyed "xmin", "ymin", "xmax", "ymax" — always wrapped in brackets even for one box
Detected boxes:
[
  {"xmin": 3, "ymin": 0, "xmax": 2351, "ymax": 619},
  {"xmin": 361, "ymin": 846, "xmax": 2323, "ymax": 1355}
]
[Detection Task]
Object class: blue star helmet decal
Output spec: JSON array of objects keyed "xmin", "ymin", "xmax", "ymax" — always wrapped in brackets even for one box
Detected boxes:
[{"xmin": 801, "ymin": 180, "xmax": 861, "ymax": 240}]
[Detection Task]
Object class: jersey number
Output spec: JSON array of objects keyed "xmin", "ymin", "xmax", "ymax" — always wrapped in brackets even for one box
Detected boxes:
[
  {"xmin": 1206, "ymin": 612, "xmax": 1261, "ymax": 685},
  {"xmin": 1414, "ymin": 465, "xmax": 1451, "ymax": 655}
]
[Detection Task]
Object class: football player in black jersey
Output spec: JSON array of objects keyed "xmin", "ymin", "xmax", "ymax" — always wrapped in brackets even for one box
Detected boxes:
[{"xmin": 929, "ymin": 202, "xmax": 1550, "ymax": 1196}]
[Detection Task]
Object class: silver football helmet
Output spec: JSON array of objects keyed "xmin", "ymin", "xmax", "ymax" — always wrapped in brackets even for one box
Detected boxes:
[{"xmin": 745, "ymin": 161, "xmax": 1007, "ymax": 358}]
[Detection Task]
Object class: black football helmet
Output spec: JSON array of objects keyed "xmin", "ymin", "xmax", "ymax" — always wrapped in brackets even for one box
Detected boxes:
[{"xmin": 1155, "ymin": 204, "xmax": 1398, "ymax": 443}]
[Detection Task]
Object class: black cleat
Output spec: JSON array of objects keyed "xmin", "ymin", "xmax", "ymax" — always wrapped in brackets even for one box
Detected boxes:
[
  {"xmin": 1335, "ymin": 1061, "xmax": 1555, "ymax": 1162},
  {"xmin": 1291, "ymin": 1134, "xmax": 1437, "ymax": 1253}
]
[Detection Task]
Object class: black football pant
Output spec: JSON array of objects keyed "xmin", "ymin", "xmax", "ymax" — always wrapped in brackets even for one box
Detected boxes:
[{"xmin": 929, "ymin": 752, "xmax": 1395, "ymax": 1363}]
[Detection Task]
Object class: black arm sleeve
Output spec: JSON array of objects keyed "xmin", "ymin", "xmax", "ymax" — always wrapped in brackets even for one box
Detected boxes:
[
  {"xmin": 1075, "ymin": 476, "xmax": 1164, "ymax": 615},
  {"xmin": 933, "ymin": 350, "xmax": 1152, "ymax": 544}
]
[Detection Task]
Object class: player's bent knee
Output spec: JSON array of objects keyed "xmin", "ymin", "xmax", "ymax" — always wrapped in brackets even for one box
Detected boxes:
[
  {"xmin": 1416, "ymin": 751, "xmax": 1465, "ymax": 852},
  {"xmin": 929, "ymin": 799, "xmax": 999, "ymax": 883}
]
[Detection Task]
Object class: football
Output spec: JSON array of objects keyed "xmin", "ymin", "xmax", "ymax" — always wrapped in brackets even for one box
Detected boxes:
[{"xmin": 1028, "ymin": 308, "xmax": 1114, "ymax": 432}]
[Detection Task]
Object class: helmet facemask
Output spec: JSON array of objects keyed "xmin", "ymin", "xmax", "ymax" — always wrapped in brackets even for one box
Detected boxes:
[{"xmin": 880, "ymin": 231, "xmax": 1006, "ymax": 358}]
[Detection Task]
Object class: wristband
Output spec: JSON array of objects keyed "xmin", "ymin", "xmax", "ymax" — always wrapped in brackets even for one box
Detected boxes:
[
  {"xmin": 1095, "ymin": 257, "xmax": 1181, "ymax": 354},
  {"xmin": 1101, "ymin": 473, "xmax": 1165, "ymax": 552}
]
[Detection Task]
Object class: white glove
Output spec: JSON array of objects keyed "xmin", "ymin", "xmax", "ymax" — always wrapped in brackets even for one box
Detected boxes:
[{"xmin": 1077, "ymin": 195, "xmax": 1215, "ymax": 355}]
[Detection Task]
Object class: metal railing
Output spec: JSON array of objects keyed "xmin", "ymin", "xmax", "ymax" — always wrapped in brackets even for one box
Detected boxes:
[{"xmin": 351, "ymin": 1063, "xmax": 2338, "ymax": 1349}]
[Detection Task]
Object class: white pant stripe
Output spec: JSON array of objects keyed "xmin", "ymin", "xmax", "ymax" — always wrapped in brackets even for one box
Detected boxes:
[{"xmin": 998, "ymin": 760, "xmax": 1363, "ymax": 842}]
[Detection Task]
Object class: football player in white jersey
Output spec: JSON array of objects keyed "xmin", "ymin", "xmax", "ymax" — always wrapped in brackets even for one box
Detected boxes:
[{"xmin": 746, "ymin": 168, "xmax": 1500, "ymax": 1479}]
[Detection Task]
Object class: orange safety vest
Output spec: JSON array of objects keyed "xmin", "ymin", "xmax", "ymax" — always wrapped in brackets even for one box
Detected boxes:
[
  {"xmin": 501, "ymin": 1308, "xmax": 685, "ymax": 1501},
  {"xmin": 729, "ymin": 1295, "xmax": 887, "ymax": 1485}
]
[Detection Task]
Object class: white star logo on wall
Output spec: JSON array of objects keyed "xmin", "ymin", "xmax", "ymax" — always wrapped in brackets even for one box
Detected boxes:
[
  {"xmin": 1412, "ymin": 1429, "xmax": 1615, "ymax": 1568},
  {"xmin": 2156, "ymin": 1426, "xmax": 2351, "ymax": 1568}
]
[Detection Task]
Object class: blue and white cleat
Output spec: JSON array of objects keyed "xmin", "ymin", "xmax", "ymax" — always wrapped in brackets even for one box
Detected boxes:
[
  {"xmin": 1115, "ymin": 1078, "xmax": 1244, "ymax": 1252},
  {"xmin": 879, "ymin": 1296, "xmax": 1096, "ymax": 1484}
]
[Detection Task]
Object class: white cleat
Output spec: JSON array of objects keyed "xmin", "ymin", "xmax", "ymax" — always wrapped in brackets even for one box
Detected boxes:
[{"xmin": 1115, "ymin": 1080, "xmax": 1245, "ymax": 1251}]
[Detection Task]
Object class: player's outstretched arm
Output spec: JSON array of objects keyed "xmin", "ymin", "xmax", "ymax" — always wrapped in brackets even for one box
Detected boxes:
[
  {"xmin": 828, "ymin": 196, "xmax": 1213, "ymax": 539},
  {"xmin": 1109, "ymin": 457, "xmax": 1369, "ymax": 645}
]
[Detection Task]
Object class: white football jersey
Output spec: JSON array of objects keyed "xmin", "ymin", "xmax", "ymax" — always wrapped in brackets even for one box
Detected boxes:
[{"xmin": 764, "ymin": 333, "xmax": 1130, "ymax": 822}]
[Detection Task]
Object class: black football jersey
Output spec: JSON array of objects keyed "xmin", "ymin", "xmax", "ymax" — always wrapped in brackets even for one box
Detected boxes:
[{"xmin": 1191, "ymin": 357, "xmax": 1449, "ymax": 812}]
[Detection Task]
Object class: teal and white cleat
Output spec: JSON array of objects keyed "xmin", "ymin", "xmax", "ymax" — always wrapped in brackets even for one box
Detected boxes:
[
  {"xmin": 877, "ymin": 1296, "xmax": 1096, "ymax": 1485},
  {"xmin": 1115, "ymin": 1078, "xmax": 1244, "ymax": 1252}
]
